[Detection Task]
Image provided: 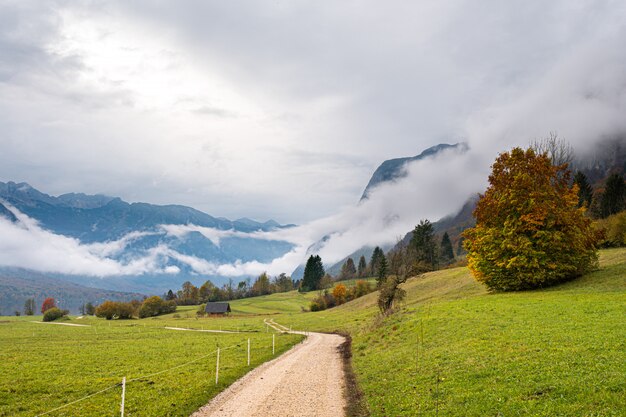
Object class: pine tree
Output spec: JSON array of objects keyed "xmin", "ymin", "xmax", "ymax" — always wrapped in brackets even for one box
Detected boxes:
[
  {"xmin": 440, "ymin": 232, "xmax": 455, "ymax": 264},
  {"xmin": 600, "ymin": 173, "xmax": 626, "ymax": 218},
  {"xmin": 573, "ymin": 171, "xmax": 593, "ymax": 208},
  {"xmin": 409, "ymin": 219, "xmax": 438, "ymax": 271},
  {"xmin": 376, "ymin": 254, "xmax": 388, "ymax": 288},
  {"xmin": 301, "ymin": 255, "xmax": 325, "ymax": 291},
  {"xmin": 369, "ymin": 247, "xmax": 384, "ymax": 276},
  {"xmin": 357, "ymin": 255, "xmax": 367, "ymax": 277}
]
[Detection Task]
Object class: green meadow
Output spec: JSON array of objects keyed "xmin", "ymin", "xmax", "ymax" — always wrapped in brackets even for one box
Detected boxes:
[
  {"xmin": 1, "ymin": 249, "xmax": 624, "ymax": 416},
  {"xmin": 281, "ymin": 248, "xmax": 626, "ymax": 416},
  {"xmin": 0, "ymin": 317, "xmax": 302, "ymax": 417}
]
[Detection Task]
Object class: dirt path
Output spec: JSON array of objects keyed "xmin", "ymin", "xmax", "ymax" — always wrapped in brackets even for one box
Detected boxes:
[
  {"xmin": 191, "ymin": 327, "xmax": 346, "ymax": 417},
  {"xmin": 164, "ymin": 326, "xmax": 240, "ymax": 334},
  {"xmin": 31, "ymin": 321, "xmax": 90, "ymax": 327}
]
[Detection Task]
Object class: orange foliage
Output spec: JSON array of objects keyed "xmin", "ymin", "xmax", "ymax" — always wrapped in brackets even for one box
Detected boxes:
[{"xmin": 463, "ymin": 147, "xmax": 598, "ymax": 291}]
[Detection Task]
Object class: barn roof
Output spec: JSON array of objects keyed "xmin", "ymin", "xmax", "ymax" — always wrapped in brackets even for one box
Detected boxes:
[{"xmin": 204, "ymin": 302, "xmax": 231, "ymax": 314}]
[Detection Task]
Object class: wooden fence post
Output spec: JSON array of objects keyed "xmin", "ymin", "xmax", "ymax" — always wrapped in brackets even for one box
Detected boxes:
[
  {"xmin": 215, "ymin": 348, "xmax": 220, "ymax": 385},
  {"xmin": 120, "ymin": 377, "xmax": 126, "ymax": 417}
]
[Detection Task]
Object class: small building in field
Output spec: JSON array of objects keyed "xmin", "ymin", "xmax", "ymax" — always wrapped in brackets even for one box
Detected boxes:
[{"xmin": 204, "ymin": 302, "xmax": 231, "ymax": 315}]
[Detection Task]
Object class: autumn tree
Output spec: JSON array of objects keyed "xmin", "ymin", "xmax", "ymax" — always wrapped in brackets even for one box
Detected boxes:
[
  {"xmin": 251, "ymin": 272, "xmax": 272, "ymax": 296},
  {"xmin": 463, "ymin": 147, "xmax": 598, "ymax": 291},
  {"xmin": 41, "ymin": 297, "xmax": 56, "ymax": 314},
  {"xmin": 273, "ymin": 273, "xmax": 294, "ymax": 292},
  {"xmin": 301, "ymin": 255, "xmax": 325, "ymax": 291},
  {"xmin": 332, "ymin": 283, "xmax": 347, "ymax": 305}
]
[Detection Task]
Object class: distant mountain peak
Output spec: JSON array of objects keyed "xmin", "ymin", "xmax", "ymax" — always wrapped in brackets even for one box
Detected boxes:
[{"xmin": 360, "ymin": 143, "xmax": 467, "ymax": 200}]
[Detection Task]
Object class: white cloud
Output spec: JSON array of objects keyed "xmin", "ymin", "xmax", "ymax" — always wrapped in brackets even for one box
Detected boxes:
[
  {"xmin": 1, "ymin": 1, "xmax": 626, "ymax": 280},
  {"xmin": 0, "ymin": 204, "xmax": 172, "ymax": 276}
]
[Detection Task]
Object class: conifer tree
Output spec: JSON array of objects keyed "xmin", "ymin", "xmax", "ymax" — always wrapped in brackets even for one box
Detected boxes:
[
  {"xmin": 600, "ymin": 173, "xmax": 626, "ymax": 218},
  {"xmin": 376, "ymin": 254, "xmax": 388, "ymax": 288},
  {"xmin": 409, "ymin": 219, "xmax": 438, "ymax": 271},
  {"xmin": 357, "ymin": 255, "xmax": 367, "ymax": 277},
  {"xmin": 573, "ymin": 171, "xmax": 593, "ymax": 208},
  {"xmin": 301, "ymin": 255, "xmax": 325, "ymax": 291},
  {"xmin": 440, "ymin": 232, "xmax": 455, "ymax": 264},
  {"xmin": 369, "ymin": 247, "xmax": 384, "ymax": 276}
]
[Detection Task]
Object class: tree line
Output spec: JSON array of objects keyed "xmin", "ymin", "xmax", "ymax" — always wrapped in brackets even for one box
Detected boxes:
[{"xmin": 164, "ymin": 272, "xmax": 297, "ymax": 306}]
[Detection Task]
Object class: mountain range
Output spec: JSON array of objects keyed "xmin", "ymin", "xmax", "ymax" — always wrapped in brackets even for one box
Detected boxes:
[{"xmin": 0, "ymin": 181, "xmax": 297, "ymax": 307}]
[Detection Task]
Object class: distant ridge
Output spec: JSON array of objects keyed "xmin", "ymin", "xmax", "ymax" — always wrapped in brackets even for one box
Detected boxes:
[
  {"xmin": 360, "ymin": 143, "xmax": 466, "ymax": 200},
  {"xmin": 0, "ymin": 181, "xmax": 296, "ymax": 294}
]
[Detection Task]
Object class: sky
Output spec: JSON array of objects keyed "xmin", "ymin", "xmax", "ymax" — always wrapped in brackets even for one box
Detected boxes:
[{"xmin": 1, "ymin": 1, "xmax": 626, "ymax": 278}]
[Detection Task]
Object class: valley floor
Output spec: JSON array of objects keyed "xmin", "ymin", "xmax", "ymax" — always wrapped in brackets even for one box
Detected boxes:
[{"xmin": 1, "ymin": 248, "xmax": 624, "ymax": 416}]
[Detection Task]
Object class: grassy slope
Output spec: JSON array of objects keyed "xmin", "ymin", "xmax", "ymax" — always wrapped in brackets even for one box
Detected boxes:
[{"xmin": 279, "ymin": 248, "xmax": 626, "ymax": 416}]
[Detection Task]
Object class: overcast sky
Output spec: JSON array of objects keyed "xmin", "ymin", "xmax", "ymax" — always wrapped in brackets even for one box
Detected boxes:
[{"xmin": 1, "ymin": 1, "xmax": 626, "ymax": 225}]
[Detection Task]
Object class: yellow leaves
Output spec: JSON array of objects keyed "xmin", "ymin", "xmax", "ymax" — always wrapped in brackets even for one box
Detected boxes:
[{"xmin": 464, "ymin": 146, "xmax": 599, "ymax": 291}]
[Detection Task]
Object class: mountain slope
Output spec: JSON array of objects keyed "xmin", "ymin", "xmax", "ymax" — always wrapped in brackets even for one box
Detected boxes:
[
  {"xmin": 361, "ymin": 143, "xmax": 465, "ymax": 200},
  {"xmin": 0, "ymin": 268, "xmax": 144, "ymax": 315},
  {"xmin": 0, "ymin": 181, "xmax": 295, "ymax": 293}
]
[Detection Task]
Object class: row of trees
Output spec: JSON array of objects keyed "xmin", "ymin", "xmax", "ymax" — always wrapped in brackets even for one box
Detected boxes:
[
  {"xmin": 94, "ymin": 296, "xmax": 177, "ymax": 320},
  {"xmin": 166, "ymin": 273, "xmax": 297, "ymax": 306},
  {"xmin": 574, "ymin": 171, "xmax": 625, "ymax": 218}
]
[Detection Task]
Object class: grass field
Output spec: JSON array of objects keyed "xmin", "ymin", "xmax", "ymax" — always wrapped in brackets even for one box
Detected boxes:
[
  {"xmin": 1, "ymin": 250, "xmax": 624, "ymax": 416},
  {"xmin": 278, "ymin": 248, "xmax": 626, "ymax": 416},
  {"xmin": 0, "ymin": 317, "xmax": 302, "ymax": 416}
]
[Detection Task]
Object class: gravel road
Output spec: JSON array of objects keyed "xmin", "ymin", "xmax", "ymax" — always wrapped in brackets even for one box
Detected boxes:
[{"xmin": 190, "ymin": 330, "xmax": 346, "ymax": 417}]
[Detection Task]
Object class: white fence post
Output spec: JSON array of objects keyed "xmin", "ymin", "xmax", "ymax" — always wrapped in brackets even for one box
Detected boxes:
[
  {"xmin": 120, "ymin": 377, "xmax": 126, "ymax": 417},
  {"xmin": 247, "ymin": 338, "xmax": 251, "ymax": 366},
  {"xmin": 272, "ymin": 334, "xmax": 275, "ymax": 355},
  {"xmin": 215, "ymin": 348, "xmax": 220, "ymax": 385}
]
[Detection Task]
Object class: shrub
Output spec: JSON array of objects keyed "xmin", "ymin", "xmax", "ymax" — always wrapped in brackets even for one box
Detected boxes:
[
  {"xmin": 377, "ymin": 276, "xmax": 407, "ymax": 314},
  {"xmin": 43, "ymin": 307, "xmax": 66, "ymax": 322},
  {"xmin": 138, "ymin": 296, "xmax": 177, "ymax": 318},
  {"xmin": 138, "ymin": 296, "xmax": 163, "ymax": 318},
  {"xmin": 332, "ymin": 284, "xmax": 347, "ymax": 305},
  {"xmin": 95, "ymin": 301, "xmax": 135, "ymax": 320},
  {"xmin": 348, "ymin": 280, "xmax": 373, "ymax": 300},
  {"xmin": 594, "ymin": 210, "xmax": 626, "ymax": 247}
]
